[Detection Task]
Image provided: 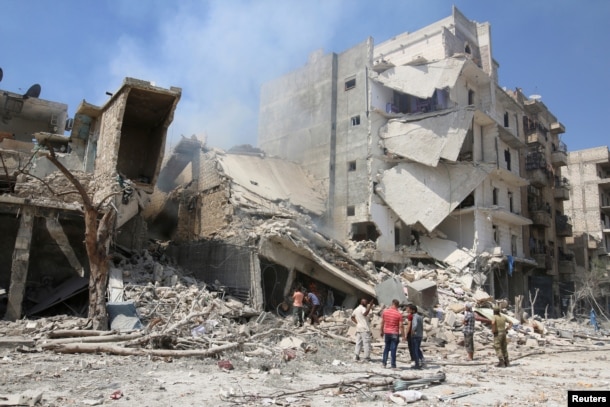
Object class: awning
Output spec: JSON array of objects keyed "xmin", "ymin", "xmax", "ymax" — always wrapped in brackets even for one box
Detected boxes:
[
  {"xmin": 375, "ymin": 58, "xmax": 466, "ymax": 99},
  {"xmin": 380, "ymin": 107, "xmax": 475, "ymax": 167},
  {"xmin": 378, "ymin": 161, "xmax": 493, "ymax": 232}
]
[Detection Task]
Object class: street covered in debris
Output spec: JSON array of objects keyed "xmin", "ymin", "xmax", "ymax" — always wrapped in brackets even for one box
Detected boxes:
[{"xmin": 1, "ymin": 251, "xmax": 609, "ymax": 406}]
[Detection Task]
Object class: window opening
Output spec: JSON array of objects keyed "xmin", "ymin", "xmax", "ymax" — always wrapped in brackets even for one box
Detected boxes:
[
  {"xmin": 345, "ymin": 78, "xmax": 356, "ymax": 91},
  {"xmin": 347, "ymin": 206, "xmax": 355, "ymax": 216},
  {"xmin": 350, "ymin": 115, "xmax": 360, "ymax": 126},
  {"xmin": 348, "ymin": 161, "xmax": 356, "ymax": 172},
  {"xmin": 493, "ymin": 187, "xmax": 499, "ymax": 205},
  {"xmin": 468, "ymin": 89, "xmax": 475, "ymax": 105}
]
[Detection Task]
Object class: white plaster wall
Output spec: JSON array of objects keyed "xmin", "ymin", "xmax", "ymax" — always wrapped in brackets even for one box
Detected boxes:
[
  {"xmin": 370, "ymin": 81, "xmax": 393, "ymax": 113},
  {"xmin": 370, "ymin": 202, "xmax": 396, "ymax": 252}
]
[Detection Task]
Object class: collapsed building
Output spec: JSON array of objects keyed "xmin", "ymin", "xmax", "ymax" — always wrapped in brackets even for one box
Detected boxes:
[
  {"xmin": 0, "ymin": 7, "xmax": 584, "ymax": 325},
  {"xmin": 0, "ymin": 76, "xmax": 181, "ymax": 320},
  {"xmin": 257, "ymin": 6, "xmax": 573, "ymax": 316},
  {"xmin": 145, "ymin": 139, "xmax": 377, "ymax": 312}
]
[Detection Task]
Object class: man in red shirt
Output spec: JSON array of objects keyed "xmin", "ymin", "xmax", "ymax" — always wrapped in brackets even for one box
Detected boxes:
[{"xmin": 380, "ymin": 299, "xmax": 403, "ymax": 369}]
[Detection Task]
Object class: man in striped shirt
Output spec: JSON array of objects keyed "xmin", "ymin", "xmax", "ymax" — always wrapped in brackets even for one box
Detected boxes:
[{"xmin": 380, "ymin": 299, "xmax": 403, "ymax": 369}]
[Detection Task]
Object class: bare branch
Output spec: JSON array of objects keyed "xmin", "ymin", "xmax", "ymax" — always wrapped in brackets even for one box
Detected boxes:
[{"xmin": 41, "ymin": 141, "xmax": 93, "ymax": 209}]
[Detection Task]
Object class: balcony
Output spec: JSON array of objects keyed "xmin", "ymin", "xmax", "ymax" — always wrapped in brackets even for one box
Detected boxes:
[
  {"xmin": 551, "ymin": 141, "xmax": 568, "ymax": 167},
  {"xmin": 558, "ymin": 250, "xmax": 575, "ymax": 275},
  {"xmin": 526, "ymin": 151, "xmax": 551, "ymax": 187},
  {"xmin": 528, "ymin": 168, "xmax": 551, "ymax": 187},
  {"xmin": 530, "ymin": 210, "xmax": 552, "ymax": 228},
  {"xmin": 531, "ymin": 245, "xmax": 551, "ymax": 269},
  {"xmin": 554, "ymin": 177, "xmax": 570, "ymax": 200},
  {"xmin": 556, "ymin": 215, "xmax": 573, "ymax": 237},
  {"xmin": 550, "ymin": 122, "xmax": 566, "ymax": 134}
]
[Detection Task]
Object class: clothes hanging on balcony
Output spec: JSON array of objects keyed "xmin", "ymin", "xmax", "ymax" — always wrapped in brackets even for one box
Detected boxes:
[{"xmin": 507, "ymin": 255, "xmax": 514, "ymax": 277}]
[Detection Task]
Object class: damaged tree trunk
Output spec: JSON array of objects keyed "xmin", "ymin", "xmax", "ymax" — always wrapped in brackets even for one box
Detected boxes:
[{"xmin": 42, "ymin": 145, "xmax": 117, "ymax": 330}]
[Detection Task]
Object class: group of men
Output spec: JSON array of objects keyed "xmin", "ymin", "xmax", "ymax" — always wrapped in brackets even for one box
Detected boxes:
[
  {"xmin": 291, "ymin": 286, "xmax": 321, "ymax": 327},
  {"xmin": 351, "ymin": 298, "xmax": 425, "ymax": 369},
  {"xmin": 352, "ymin": 298, "xmax": 513, "ymax": 369}
]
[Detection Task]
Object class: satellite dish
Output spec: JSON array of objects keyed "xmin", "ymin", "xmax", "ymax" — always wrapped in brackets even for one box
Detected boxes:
[
  {"xmin": 24, "ymin": 83, "xmax": 41, "ymax": 99},
  {"xmin": 0, "ymin": 67, "xmax": 3, "ymax": 82}
]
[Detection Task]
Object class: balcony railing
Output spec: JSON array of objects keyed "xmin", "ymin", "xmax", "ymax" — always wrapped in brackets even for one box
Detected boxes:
[
  {"xmin": 556, "ymin": 215, "xmax": 573, "ymax": 237},
  {"xmin": 551, "ymin": 141, "xmax": 568, "ymax": 167},
  {"xmin": 554, "ymin": 176, "xmax": 570, "ymax": 200}
]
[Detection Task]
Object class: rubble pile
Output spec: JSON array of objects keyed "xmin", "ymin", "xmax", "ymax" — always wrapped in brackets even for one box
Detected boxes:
[{"xmin": 14, "ymin": 169, "xmax": 95, "ymax": 207}]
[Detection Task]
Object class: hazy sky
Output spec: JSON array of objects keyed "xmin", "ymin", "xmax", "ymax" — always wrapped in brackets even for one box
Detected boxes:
[{"xmin": 2, "ymin": 0, "xmax": 608, "ymax": 152}]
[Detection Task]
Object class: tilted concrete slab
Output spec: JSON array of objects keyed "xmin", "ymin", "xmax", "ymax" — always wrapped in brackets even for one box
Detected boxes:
[
  {"xmin": 376, "ymin": 58, "xmax": 466, "ymax": 99},
  {"xmin": 218, "ymin": 153, "xmax": 326, "ymax": 216},
  {"xmin": 380, "ymin": 107, "xmax": 475, "ymax": 167},
  {"xmin": 419, "ymin": 236, "xmax": 475, "ymax": 271},
  {"xmin": 379, "ymin": 161, "xmax": 493, "ymax": 232}
]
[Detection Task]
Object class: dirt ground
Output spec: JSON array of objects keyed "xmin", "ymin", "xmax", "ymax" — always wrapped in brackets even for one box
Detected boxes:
[{"xmin": 1, "ymin": 329, "xmax": 609, "ymax": 407}]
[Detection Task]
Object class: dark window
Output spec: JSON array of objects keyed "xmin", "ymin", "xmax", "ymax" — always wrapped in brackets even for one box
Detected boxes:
[
  {"xmin": 348, "ymin": 161, "xmax": 356, "ymax": 171},
  {"xmin": 493, "ymin": 187, "xmax": 499, "ymax": 205},
  {"xmin": 508, "ymin": 191, "xmax": 514, "ymax": 212},
  {"xmin": 504, "ymin": 112, "xmax": 509, "ymax": 127},
  {"xmin": 505, "ymin": 149, "xmax": 511, "ymax": 171},
  {"xmin": 465, "ymin": 44, "xmax": 472, "ymax": 54},
  {"xmin": 347, "ymin": 206, "xmax": 355, "ymax": 216},
  {"xmin": 345, "ymin": 78, "xmax": 356, "ymax": 91},
  {"xmin": 493, "ymin": 224, "xmax": 499, "ymax": 244},
  {"xmin": 468, "ymin": 89, "xmax": 475, "ymax": 105},
  {"xmin": 351, "ymin": 115, "xmax": 360, "ymax": 126}
]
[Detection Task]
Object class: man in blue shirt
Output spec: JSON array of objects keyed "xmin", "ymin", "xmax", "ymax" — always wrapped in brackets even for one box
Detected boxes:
[{"xmin": 306, "ymin": 291, "xmax": 320, "ymax": 325}]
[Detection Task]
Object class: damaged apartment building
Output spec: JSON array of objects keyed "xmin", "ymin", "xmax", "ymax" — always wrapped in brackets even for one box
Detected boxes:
[
  {"xmin": 0, "ymin": 75, "xmax": 181, "ymax": 320},
  {"xmin": 257, "ymin": 6, "xmax": 573, "ymax": 316},
  {"xmin": 564, "ymin": 146, "xmax": 610, "ymax": 312}
]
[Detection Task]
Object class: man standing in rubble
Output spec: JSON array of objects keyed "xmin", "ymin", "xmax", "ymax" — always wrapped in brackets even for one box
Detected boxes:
[
  {"xmin": 351, "ymin": 298, "xmax": 373, "ymax": 362},
  {"xmin": 491, "ymin": 306, "xmax": 512, "ymax": 367},
  {"xmin": 463, "ymin": 303, "xmax": 475, "ymax": 361},
  {"xmin": 407, "ymin": 304, "xmax": 424, "ymax": 369},
  {"xmin": 292, "ymin": 287, "xmax": 304, "ymax": 327},
  {"xmin": 305, "ymin": 290, "xmax": 320, "ymax": 325},
  {"xmin": 381, "ymin": 299, "xmax": 403, "ymax": 369}
]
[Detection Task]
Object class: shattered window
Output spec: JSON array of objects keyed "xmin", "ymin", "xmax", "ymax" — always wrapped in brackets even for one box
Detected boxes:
[{"xmin": 350, "ymin": 115, "xmax": 360, "ymax": 126}]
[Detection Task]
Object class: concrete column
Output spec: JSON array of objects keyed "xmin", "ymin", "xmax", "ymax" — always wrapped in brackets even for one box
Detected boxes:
[{"xmin": 5, "ymin": 208, "xmax": 34, "ymax": 321}]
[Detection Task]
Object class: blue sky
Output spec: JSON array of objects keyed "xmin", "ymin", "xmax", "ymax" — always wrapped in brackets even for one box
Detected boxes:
[{"xmin": 2, "ymin": 0, "xmax": 608, "ymax": 152}]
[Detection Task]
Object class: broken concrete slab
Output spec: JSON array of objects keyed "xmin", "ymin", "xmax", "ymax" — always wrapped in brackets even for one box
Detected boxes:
[
  {"xmin": 375, "ymin": 277, "xmax": 407, "ymax": 306},
  {"xmin": 378, "ymin": 161, "xmax": 493, "ymax": 232},
  {"xmin": 406, "ymin": 279, "xmax": 438, "ymax": 310},
  {"xmin": 380, "ymin": 107, "xmax": 475, "ymax": 167},
  {"xmin": 0, "ymin": 390, "xmax": 42, "ymax": 406},
  {"xmin": 419, "ymin": 236, "xmax": 475, "ymax": 272},
  {"xmin": 375, "ymin": 58, "xmax": 466, "ymax": 100}
]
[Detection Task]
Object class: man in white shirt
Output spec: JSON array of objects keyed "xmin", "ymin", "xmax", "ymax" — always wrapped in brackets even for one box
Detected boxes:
[{"xmin": 351, "ymin": 298, "xmax": 373, "ymax": 361}]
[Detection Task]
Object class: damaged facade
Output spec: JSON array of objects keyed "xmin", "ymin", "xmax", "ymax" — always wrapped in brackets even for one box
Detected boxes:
[
  {"xmin": 145, "ymin": 140, "xmax": 377, "ymax": 312},
  {"xmin": 257, "ymin": 7, "xmax": 572, "ymax": 315},
  {"xmin": 564, "ymin": 146, "xmax": 610, "ymax": 311},
  {"xmin": 0, "ymin": 77, "xmax": 181, "ymax": 320}
]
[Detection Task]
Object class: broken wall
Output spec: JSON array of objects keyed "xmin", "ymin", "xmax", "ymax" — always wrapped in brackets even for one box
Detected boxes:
[{"xmin": 167, "ymin": 241, "xmax": 262, "ymax": 309}]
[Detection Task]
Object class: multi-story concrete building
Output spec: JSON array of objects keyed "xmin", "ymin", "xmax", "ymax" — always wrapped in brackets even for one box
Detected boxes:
[
  {"xmin": 564, "ymin": 146, "xmax": 610, "ymax": 311},
  {"xmin": 258, "ymin": 7, "xmax": 569, "ymax": 314}
]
